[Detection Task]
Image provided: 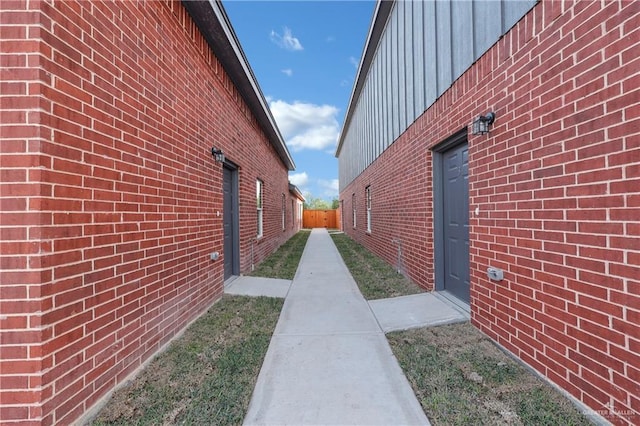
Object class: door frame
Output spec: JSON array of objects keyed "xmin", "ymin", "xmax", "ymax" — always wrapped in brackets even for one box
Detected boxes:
[
  {"xmin": 223, "ymin": 161, "xmax": 240, "ymax": 280},
  {"xmin": 432, "ymin": 128, "xmax": 468, "ymax": 295}
]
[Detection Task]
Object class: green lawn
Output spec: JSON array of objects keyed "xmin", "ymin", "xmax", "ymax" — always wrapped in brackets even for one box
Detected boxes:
[
  {"xmin": 249, "ymin": 230, "xmax": 310, "ymax": 280},
  {"xmin": 388, "ymin": 323, "xmax": 592, "ymax": 426},
  {"xmin": 330, "ymin": 232, "xmax": 424, "ymax": 299}
]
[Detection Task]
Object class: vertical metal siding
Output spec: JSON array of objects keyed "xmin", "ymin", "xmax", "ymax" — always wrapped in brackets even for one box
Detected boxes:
[
  {"xmin": 380, "ymin": 38, "xmax": 387, "ymax": 155},
  {"xmin": 451, "ymin": 0, "xmax": 474, "ymax": 80},
  {"xmin": 392, "ymin": 9, "xmax": 400, "ymax": 141},
  {"xmin": 397, "ymin": 0, "xmax": 407, "ymax": 133},
  {"xmin": 413, "ymin": 0, "xmax": 425, "ymax": 118},
  {"xmin": 369, "ymin": 62, "xmax": 375, "ymax": 161},
  {"xmin": 369, "ymin": 76, "xmax": 374, "ymax": 164},
  {"xmin": 503, "ymin": 0, "xmax": 536, "ymax": 33},
  {"xmin": 473, "ymin": 0, "xmax": 502, "ymax": 57},
  {"xmin": 435, "ymin": 0, "xmax": 452, "ymax": 95},
  {"xmin": 405, "ymin": 0, "xmax": 415, "ymax": 128},
  {"xmin": 424, "ymin": 0, "xmax": 438, "ymax": 109},
  {"xmin": 375, "ymin": 56, "xmax": 382, "ymax": 158},
  {"xmin": 385, "ymin": 31, "xmax": 393, "ymax": 147},
  {"xmin": 338, "ymin": 0, "xmax": 536, "ymax": 191}
]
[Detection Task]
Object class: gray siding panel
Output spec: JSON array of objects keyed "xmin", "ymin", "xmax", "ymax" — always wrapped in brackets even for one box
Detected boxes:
[
  {"xmin": 404, "ymin": 0, "xmax": 414, "ymax": 128},
  {"xmin": 424, "ymin": 0, "xmax": 438, "ymax": 109},
  {"xmin": 338, "ymin": 0, "xmax": 536, "ymax": 191},
  {"xmin": 372, "ymin": 60, "xmax": 379, "ymax": 159},
  {"xmin": 413, "ymin": 0, "xmax": 425, "ymax": 117},
  {"xmin": 451, "ymin": 0, "xmax": 474, "ymax": 80},
  {"xmin": 474, "ymin": 0, "xmax": 503, "ymax": 57},
  {"xmin": 392, "ymin": 9, "xmax": 400, "ymax": 141},
  {"xmin": 377, "ymin": 56, "xmax": 383, "ymax": 157},
  {"xmin": 503, "ymin": 0, "xmax": 537, "ymax": 32},
  {"xmin": 397, "ymin": 0, "xmax": 406, "ymax": 134},
  {"xmin": 384, "ymin": 34, "xmax": 390, "ymax": 149},
  {"xmin": 435, "ymin": 0, "xmax": 452, "ymax": 96}
]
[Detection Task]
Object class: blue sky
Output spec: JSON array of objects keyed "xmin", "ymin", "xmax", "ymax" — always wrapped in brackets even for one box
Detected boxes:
[{"xmin": 223, "ymin": 1, "xmax": 375, "ymax": 202}]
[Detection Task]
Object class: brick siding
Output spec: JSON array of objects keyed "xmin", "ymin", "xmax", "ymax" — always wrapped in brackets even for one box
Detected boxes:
[
  {"xmin": 0, "ymin": 1, "xmax": 296, "ymax": 424},
  {"xmin": 341, "ymin": 1, "xmax": 639, "ymax": 424}
]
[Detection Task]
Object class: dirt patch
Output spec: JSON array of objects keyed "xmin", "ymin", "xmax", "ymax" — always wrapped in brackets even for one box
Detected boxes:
[{"xmin": 388, "ymin": 322, "xmax": 592, "ymax": 426}]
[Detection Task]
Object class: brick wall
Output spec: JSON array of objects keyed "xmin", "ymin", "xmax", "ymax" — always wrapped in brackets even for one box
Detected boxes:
[
  {"xmin": 341, "ymin": 1, "xmax": 639, "ymax": 424},
  {"xmin": 289, "ymin": 191, "xmax": 304, "ymax": 233},
  {"xmin": 0, "ymin": 1, "xmax": 295, "ymax": 424}
]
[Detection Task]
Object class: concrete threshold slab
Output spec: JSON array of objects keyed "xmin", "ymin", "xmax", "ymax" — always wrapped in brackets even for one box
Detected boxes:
[
  {"xmin": 224, "ymin": 276, "xmax": 292, "ymax": 298},
  {"xmin": 369, "ymin": 292, "xmax": 469, "ymax": 333}
]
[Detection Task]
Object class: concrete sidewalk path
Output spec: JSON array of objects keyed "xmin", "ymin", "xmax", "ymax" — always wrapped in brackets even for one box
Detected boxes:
[
  {"xmin": 244, "ymin": 228, "xmax": 430, "ymax": 426},
  {"xmin": 369, "ymin": 292, "xmax": 468, "ymax": 333},
  {"xmin": 225, "ymin": 276, "xmax": 292, "ymax": 299}
]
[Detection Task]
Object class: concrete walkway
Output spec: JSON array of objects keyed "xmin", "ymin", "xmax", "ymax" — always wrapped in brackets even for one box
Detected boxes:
[
  {"xmin": 225, "ymin": 275, "xmax": 292, "ymax": 299},
  {"xmin": 243, "ymin": 229, "xmax": 431, "ymax": 426},
  {"xmin": 369, "ymin": 292, "xmax": 468, "ymax": 332}
]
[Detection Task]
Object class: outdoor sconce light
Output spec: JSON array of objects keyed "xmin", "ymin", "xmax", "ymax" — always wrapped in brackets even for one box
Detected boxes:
[
  {"xmin": 472, "ymin": 112, "xmax": 496, "ymax": 135},
  {"xmin": 211, "ymin": 147, "xmax": 225, "ymax": 163}
]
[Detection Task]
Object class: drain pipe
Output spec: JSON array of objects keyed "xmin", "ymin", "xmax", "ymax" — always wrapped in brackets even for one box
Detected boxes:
[{"xmin": 392, "ymin": 238, "xmax": 403, "ymax": 275}]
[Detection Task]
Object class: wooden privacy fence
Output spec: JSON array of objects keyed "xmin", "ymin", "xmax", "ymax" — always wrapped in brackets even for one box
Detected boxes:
[{"xmin": 303, "ymin": 209, "xmax": 340, "ymax": 229}]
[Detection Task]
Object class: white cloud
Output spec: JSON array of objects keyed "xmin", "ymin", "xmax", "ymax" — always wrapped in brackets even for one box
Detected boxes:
[
  {"xmin": 289, "ymin": 172, "xmax": 308, "ymax": 188},
  {"xmin": 349, "ymin": 56, "xmax": 359, "ymax": 69},
  {"xmin": 281, "ymin": 68, "xmax": 293, "ymax": 77},
  {"xmin": 318, "ymin": 178, "xmax": 339, "ymax": 198},
  {"xmin": 269, "ymin": 99, "xmax": 340, "ymax": 151},
  {"xmin": 326, "ymin": 35, "xmax": 336, "ymax": 43},
  {"xmin": 270, "ymin": 27, "xmax": 303, "ymax": 51}
]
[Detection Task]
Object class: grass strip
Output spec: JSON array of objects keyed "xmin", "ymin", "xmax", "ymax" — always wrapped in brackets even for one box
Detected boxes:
[
  {"xmin": 249, "ymin": 230, "xmax": 310, "ymax": 280},
  {"xmin": 330, "ymin": 232, "xmax": 424, "ymax": 299},
  {"xmin": 91, "ymin": 295, "xmax": 283, "ymax": 426},
  {"xmin": 388, "ymin": 322, "xmax": 591, "ymax": 426}
]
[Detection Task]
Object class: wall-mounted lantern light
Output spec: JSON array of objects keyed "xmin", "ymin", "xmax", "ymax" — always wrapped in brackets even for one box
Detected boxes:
[
  {"xmin": 211, "ymin": 147, "xmax": 225, "ymax": 163},
  {"xmin": 472, "ymin": 112, "xmax": 496, "ymax": 135}
]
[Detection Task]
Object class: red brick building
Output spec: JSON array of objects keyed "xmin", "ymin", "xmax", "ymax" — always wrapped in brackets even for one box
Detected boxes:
[
  {"xmin": 337, "ymin": 1, "xmax": 639, "ymax": 424},
  {"xmin": 289, "ymin": 183, "xmax": 305, "ymax": 232},
  {"xmin": 0, "ymin": 1, "xmax": 299, "ymax": 424}
]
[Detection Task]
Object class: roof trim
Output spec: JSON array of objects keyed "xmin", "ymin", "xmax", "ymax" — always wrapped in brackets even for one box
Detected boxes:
[
  {"xmin": 288, "ymin": 183, "xmax": 305, "ymax": 202},
  {"xmin": 335, "ymin": 0, "xmax": 394, "ymax": 157},
  {"xmin": 182, "ymin": 0, "xmax": 295, "ymax": 171}
]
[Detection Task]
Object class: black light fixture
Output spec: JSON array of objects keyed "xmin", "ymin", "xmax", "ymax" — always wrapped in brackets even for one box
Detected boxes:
[
  {"xmin": 472, "ymin": 112, "xmax": 496, "ymax": 135},
  {"xmin": 211, "ymin": 147, "xmax": 225, "ymax": 163}
]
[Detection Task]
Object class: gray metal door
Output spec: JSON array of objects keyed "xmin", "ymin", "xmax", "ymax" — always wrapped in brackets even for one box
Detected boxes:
[
  {"xmin": 223, "ymin": 165, "xmax": 239, "ymax": 280},
  {"xmin": 442, "ymin": 142, "xmax": 470, "ymax": 302}
]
